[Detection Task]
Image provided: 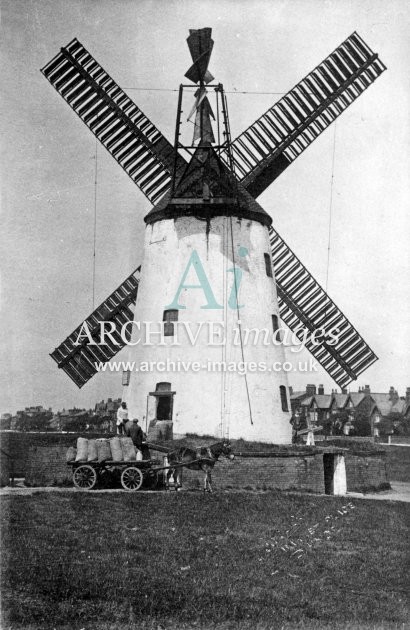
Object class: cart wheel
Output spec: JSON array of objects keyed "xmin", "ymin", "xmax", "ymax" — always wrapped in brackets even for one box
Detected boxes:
[
  {"xmin": 73, "ymin": 465, "xmax": 97, "ymax": 490},
  {"xmin": 121, "ymin": 467, "xmax": 143, "ymax": 491},
  {"xmin": 144, "ymin": 469, "xmax": 158, "ymax": 490}
]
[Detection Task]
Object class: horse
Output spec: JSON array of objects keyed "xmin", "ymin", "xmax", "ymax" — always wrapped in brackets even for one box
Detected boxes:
[{"xmin": 166, "ymin": 441, "xmax": 234, "ymax": 493}]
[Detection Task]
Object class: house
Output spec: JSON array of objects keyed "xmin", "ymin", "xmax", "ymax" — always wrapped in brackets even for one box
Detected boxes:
[
  {"xmin": 288, "ymin": 383, "xmax": 410, "ymax": 438},
  {"xmin": 343, "ymin": 386, "xmax": 409, "ymax": 437},
  {"xmin": 330, "ymin": 392, "xmax": 349, "ymax": 414},
  {"xmin": 289, "ymin": 386, "xmax": 311, "ymax": 415},
  {"xmin": 11, "ymin": 407, "xmax": 53, "ymax": 432},
  {"xmin": 52, "ymin": 409, "xmax": 90, "ymax": 432},
  {"xmin": 403, "ymin": 391, "xmax": 410, "ymax": 423},
  {"xmin": 0, "ymin": 413, "xmax": 12, "ymax": 430},
  {"xmin": 93, "ymin": 398, "xmax": 122, "ymax": 433}
]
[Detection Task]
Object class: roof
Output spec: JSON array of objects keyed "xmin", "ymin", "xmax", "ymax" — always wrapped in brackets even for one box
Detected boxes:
[
  {"xmin": 371, "ymin": 393, "xmax": 391, "ymax": 404},
  {"xmin": 314, "ymin": 394, "xmax": 333, "ymax": 409},
  {"xmin": 144, "ymin": 146, "xmax": 272, "ymax": 227},
  {"xmin": 391, "ymin": 399, "xmax": 406, "ymax": 414},
  {"xmin": 346, "ymin": 392, "xmax": 366, "ymax": 407},
  {"xmin": 301, "ymin": 396, "xmax": 313, "ymax": 407},
  {"xmin": 332, "ymin": 393, "xmax": 348, "ymax": 409},
  {"xmin": 376, "ymin": 401, "xmax": 393, "ymax": 416},
  {"xmin": 290, "ymin": 391, "xmax": 309, "ymax": 401},
  {"xmin": 370, "ymin": 393, "xmax": 398, "ymax": 417},
  {"xmin": 367, "ymin": 401, "xmax": 381, "ymax": 415}
]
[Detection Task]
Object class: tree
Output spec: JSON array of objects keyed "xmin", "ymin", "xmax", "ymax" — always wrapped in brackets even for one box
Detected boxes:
[
  {"xmin": 351, "ymin": 411, "xmax": 371, "ymax": 437},
  {"xmin": 325, "ymin": 410, "xmax": 350, "ymax": 436},
  {"xmin": 63, "ymin": 414, "xmax": 89, "ymax": 433},
  {"xmin": 15, "ymin": 412, "xmax": 52, "ymax": 432},
  {"xmin": 386, "ymin": 412, "xmax": 407, "ymax": 436}
]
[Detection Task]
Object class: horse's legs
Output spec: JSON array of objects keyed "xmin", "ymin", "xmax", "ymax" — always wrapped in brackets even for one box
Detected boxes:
[
  {"xmin": 208, "ymin": 471, "xmax": 213, "ymax": 493},
  {"xmin": 174, "ymin": 467, "xmax": 182, "ymax": 491},
  {"xmin": 203, "ymin": 468, "xmax": 208, "ymax": 493},
  {"xmin": 203, "ymin": 468, "xmax": 212, "ymax": 493},
  {"xmin": 165, "ymin": 468, "xmax": 171, "ymax": 490}
]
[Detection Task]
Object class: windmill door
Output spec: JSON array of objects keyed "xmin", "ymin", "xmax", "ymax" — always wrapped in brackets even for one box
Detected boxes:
[
  {"xmin": 148, "ymin": 382, "xmax": 175, "ymax": 422},
  {"xmin": 323, "ymin": 454, "xmax": 347, "ymax": 495}
]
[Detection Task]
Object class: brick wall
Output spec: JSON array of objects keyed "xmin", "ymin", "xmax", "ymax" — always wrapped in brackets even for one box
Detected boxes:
[
  {"xmin": 156, "ymin": 452, "xmax": 326, "ymax": 493},
  {"xmin": 157, "ymin": 450, "xmax": 389, "ymax": 493},
  {"xmin": 319, "ymin": 435, "xmax": 375, "ymax": 443},
  {"xmin": 0, "ymin": 432, "xmax": 113, "ymax": 480},
  {"xmin": 344, "ymin": 452, "xmax": 389, "ymax": 491},
  {"xmin": 1, "ymin": 449, "xmax": 10, "ymax": 486},
  {"xmin": 4, "ymin": 432, "xmax": 389, "ymax": 493},
  {"xmin": 25, "ymin": 445, "xmax": 73, "ymax": 486}
]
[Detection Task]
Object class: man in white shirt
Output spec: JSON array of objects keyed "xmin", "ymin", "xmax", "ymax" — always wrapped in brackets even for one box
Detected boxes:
[{"xmin": 116, "ymin": 402, "xmax": 128, "ymax": 435}]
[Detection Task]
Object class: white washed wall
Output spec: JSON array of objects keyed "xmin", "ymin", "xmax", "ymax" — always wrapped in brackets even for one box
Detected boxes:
[{"xmin": 123, "ymin": 214, "xmax": 292, "ymax": 444}]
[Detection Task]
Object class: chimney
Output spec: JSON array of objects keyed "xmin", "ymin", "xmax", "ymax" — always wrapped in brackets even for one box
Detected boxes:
[
  {"xmin": 306, "ymin": 384, "xmax": 316, "ymax": 397},
  {"xmin": 341, "ymin": 387, "xmax": 347, "ymax": 395},
  {"xmin": 364, "ymin": 385, "xmax": 371, "ymax": 395},
  {"xmin": 389, "ymin": 387, "xmax": 399, "ymax": 403},
  {"xmin": 406, "ymin": 387, "xmax": 410, "ymax": 402},
  {"xmin": 318, "ymin": 384, "xmax": 324, "ymax": 396},
  {"xmin": 289, "ymin": 386, "xmax": 293, "ymax": 396}
]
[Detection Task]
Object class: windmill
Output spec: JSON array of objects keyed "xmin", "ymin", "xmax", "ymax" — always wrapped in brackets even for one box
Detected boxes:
[{"xmin": 43, "ymin": 28, "xmax": 384, "ymax": 443}]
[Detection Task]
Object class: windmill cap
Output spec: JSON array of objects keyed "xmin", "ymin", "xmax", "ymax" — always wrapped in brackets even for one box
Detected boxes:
[{"xmin": 144, "ymin": 147, "xmax": 272, "ymax": 228}]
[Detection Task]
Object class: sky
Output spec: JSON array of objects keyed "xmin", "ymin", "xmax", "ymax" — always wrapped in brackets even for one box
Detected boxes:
[{"xmin": 1, "ymin": 0, "xmax": 409, "ymax": 414}]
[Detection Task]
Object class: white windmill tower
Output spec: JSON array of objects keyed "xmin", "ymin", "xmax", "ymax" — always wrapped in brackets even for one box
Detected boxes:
[
  {"xmin": 44, "ymin": 28, "xmax": 384, "ymax": 443},
  {"xmin": 125, "ymin": 29, "xmax": 291, "ymax": 442}
]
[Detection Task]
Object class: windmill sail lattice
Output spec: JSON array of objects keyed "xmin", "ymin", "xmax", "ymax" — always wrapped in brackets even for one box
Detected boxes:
[
  {"xmin": 41, "ymin": 39, "xmax": 187, "ymax": 203},
  {"xmin": 50, "ymin": 269, "xmax": 140, "ymax": 388},
  {"xmin": 222, "ymin": 32, "xmax": 386, "ymax": 198},
  {"xmin": 269, "ymin": 228, "xmax": 378, "ymax": 388},
  {"xmin": 43, "ymin": 29, "xmax": 383, "ymax": 391}
]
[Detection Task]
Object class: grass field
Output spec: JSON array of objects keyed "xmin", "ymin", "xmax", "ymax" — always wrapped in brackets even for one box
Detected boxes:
[{"xmin": 1, "ymin": 491, "xmax": 409, "ymax": 629}]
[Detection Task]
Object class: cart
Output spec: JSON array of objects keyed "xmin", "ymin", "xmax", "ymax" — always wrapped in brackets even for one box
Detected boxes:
[
  {"xmin": 68, "ymin": 459, "xmax": 162, "ymax": 491},
  {"xmin": 68, "ymin": 444, "xmax": 220, "ymax": 492}
]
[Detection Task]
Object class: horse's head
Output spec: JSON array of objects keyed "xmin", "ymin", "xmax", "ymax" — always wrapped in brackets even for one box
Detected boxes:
[{"xmin": 221, "ymin": 441, "xmax": 235, "ymax": 460}]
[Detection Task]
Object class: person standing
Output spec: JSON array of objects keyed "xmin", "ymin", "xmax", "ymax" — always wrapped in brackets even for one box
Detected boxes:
[
  {"xmin": 125, "ymin": 418, "xmax": 143, "ymax": 449},
  {"xmin": 116, "ymin": 402, "xmax": 128, "ymax": 435},
  {"xmin": 125, "ymin": 418, "xmax": 151, "ymax": 459},
  {"xmin": 290, "ymin": 411, "xmax": 301, "ymax": 444}
]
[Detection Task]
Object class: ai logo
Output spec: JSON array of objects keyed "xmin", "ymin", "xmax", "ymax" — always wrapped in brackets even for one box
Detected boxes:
[{"xmin": 165, "ymin": 247, "xmax": 249, "ymax": 311}]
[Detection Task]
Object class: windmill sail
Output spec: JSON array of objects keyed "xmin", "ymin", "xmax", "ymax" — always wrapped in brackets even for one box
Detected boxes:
[
  {"xmin": 50, "ymin": 268, "xmax": 140, "ymax": 388},
  {"xmin": 270, "ymin": 228, "xmax": 378, "ymax": 388},
  {"xmin": 222, "ymin": 32, "xmax": 386, "ymax": 198},
  {"xmin": 41, "ymin": 39, "xmax": 186, "ymax": 203},
  {"xmin": 45, "ymin": 30, "xmax": 380, "ymax": 391}
]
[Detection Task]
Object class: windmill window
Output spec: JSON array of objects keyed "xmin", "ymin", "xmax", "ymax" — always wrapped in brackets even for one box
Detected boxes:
[
  {"xmin": 163, "ymin": 310, "xmax": 178, "ymax": 336},
  {"xmin": 264, "ymin": 253, "xmax": 273, "ymax": 278},
  {"xmin": 122, "ymin": 370, "xmax": 130, "ymax": 386},
  {"xmin": 280, "ymin": 385, "xmax": 289, "ymax": 412},
  {"xmin": 272, "ymin": 314, "xmax": 283, "ymax": 342}
]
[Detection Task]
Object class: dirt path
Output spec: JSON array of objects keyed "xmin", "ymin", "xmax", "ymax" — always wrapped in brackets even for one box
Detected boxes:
[{"xmin": 1, "ymin": 482, "xmax": 410, "ymax": 501}]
